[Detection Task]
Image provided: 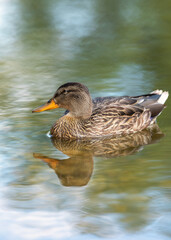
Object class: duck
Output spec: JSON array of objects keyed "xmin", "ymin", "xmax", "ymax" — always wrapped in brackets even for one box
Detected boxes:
[{"xmin": 32, "ymin": 82, "xmax": 169, "ymax": 139}]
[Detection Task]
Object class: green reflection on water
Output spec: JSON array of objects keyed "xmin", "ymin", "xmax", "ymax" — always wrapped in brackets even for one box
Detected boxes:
[{"xmin": 0, "ymin": 0, "xmax": 171, "ymax": 239}]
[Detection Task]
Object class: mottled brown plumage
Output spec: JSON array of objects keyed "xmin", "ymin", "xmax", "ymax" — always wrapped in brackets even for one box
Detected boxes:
[{"xmin": 32, "ymin": 82, "xmax": 169, "ymax": 139}]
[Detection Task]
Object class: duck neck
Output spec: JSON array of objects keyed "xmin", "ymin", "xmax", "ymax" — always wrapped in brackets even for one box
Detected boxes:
[{"xmin": 67, "ymin": 96, "xmax": 93, "ymax": 120}]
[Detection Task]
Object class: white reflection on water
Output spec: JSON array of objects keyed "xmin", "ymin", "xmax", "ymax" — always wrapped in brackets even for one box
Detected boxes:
[
  {"xmin": 0, "ymin": 199, "xmax": 75, "ymax": 240},
  {"xmin": 51, "ymin": 1, "xmax": 96, "ymax": 60},
  {"xmin": 0, "ymin": 193, "xmax": 170, "ymax": 240},
  {"xmin": 0, "ymin": 0, "xmax": 21, "ymax": 56},
  {"xmin": 52, "ymin": 1, "xmax": 95, "ymax": 38}
]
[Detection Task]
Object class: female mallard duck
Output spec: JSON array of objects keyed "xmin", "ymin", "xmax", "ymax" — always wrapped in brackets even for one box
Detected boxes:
[{"xmin": 32, "ymin": 82, "xmax": 169, "ymax": 139}]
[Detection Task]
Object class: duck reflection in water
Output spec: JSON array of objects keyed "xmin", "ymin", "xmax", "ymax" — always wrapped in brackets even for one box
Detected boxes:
[
  {"xmin": 33, "ymin": 152, "xmax": 93, "ymax": 187},
  {"xmin": 33, "ymin": 124, "xmax": 163, "ymax": 187}
]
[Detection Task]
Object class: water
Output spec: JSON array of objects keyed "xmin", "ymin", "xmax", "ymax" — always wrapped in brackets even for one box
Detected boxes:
[{"xmin": 0, "ymin": 0, "xmax": 171, "ymax": 239}]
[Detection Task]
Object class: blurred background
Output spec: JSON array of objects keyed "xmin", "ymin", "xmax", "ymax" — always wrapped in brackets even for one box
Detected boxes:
[{"xmin": 0, "ymin": 0, "xmax": 171, "ymax": 239}]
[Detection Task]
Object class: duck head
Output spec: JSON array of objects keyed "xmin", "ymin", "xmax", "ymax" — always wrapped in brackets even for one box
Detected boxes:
[{"xmin": 32, "ymin": 82, "xmax": 93, "ymax": 119}]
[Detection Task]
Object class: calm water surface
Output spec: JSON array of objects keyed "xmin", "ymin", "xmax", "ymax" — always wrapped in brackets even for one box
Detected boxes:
[{"xmin": 0, "ymin": 0, "xmax": 171, "ymax": 240}]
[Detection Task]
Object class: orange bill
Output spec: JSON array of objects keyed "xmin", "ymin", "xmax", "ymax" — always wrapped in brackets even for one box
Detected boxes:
[
  {"xmin": 33, "ymin": 153, "xmax": 59, "ymax": 169},
  {"xmin": 32, "ymin": 98, "xmax": 59, "ymax": 113}
]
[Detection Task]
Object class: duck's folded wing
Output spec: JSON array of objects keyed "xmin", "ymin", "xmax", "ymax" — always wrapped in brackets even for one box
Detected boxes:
[{"xmin": 93, "ymin": 91, "xmax": 168, "ymax": 119}]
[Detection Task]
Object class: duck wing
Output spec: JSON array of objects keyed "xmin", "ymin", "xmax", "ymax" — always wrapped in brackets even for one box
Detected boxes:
[
  {"xmin": 93, "ymin": 90, "xmax": 168, "ymax": 119},
  {"xmin": 131, "ymin": 90, "xmax": 168, "ymax": 118}
]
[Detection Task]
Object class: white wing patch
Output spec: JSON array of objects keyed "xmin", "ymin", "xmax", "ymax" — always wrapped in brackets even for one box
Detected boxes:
[{"xmin": 157, "ymin": 91, "xmax": 169, "ymax": 104}]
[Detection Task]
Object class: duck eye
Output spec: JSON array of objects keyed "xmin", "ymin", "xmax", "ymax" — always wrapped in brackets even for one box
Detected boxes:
[{"xmin": 61, "ymin": 89, "xmax": 67, "ymax": 95}]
